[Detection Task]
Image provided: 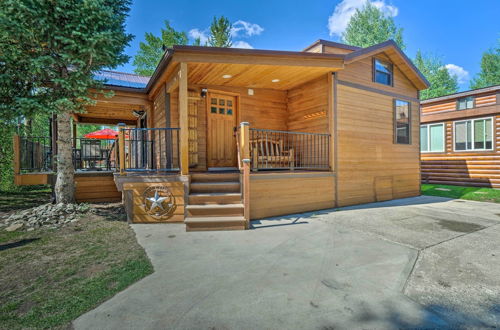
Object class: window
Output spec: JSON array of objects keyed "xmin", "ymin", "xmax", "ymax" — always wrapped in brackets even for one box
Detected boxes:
[
  {"xmin": 420, "ymin": 124, "xmax": 445, "ymax": 152},
  {"xmin": 374, "ymin": 58, "xmax": 393, "ymax": 86},
  {"xmin": 457, "ymin": 96, "xmax": 474, "ymax": 110},
  {"xmin": 394, "ymin": 100, "xmax": 410, "ymax": 144},
  {"xmin": 454, "ymin": 118, "xmax": 493, "ymax": 151}
]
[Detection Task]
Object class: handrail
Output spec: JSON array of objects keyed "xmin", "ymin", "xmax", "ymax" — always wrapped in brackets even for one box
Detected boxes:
[
  {"xmin": 118, "ymin": 127, "xmax": 180, "ymax": 173},
  {"xmin": 249, "ymin": 128, "xmax": 330, "ymax": 171}
]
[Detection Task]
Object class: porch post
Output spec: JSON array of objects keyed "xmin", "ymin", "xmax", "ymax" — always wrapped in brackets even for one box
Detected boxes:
[
  {"xmin": 179, "ymin": 62, "xmax": 189, "ymax": 175},
  {"xmin": 327, "ymin": 72, "xmax": 335, "ymax": 171},
  {"xmin": 118, "ymin": 123, "xmax": 126, "ymax": 174},
  {"xmin": 240, "ymin": 122, "xmax": 251, "ymax": 225}
]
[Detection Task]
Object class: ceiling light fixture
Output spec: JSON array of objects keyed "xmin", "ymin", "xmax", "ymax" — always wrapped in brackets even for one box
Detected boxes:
[
  {"xmin": 271, "ymin": 79, "xmax": 280, "ymax": 83},
  {"xmin": 222, "ymin": 74, "xmax": 232, "ymax": 79}
]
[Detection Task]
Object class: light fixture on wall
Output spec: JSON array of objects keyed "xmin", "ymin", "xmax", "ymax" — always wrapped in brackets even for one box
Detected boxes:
[
  {"xmin": 222, "ymin": 74, "xmax": 232, "ymax": 79},
  {"xmin": 132, "ymin": 110, "xmax": 145, "ymax": 118},
  {"xmin": 200, "ymin": 88, "xmax": 208, "ymax": 98},
  {"xmin": 271, "ymin": 79, "xmax": 280, "ymax": 83}
]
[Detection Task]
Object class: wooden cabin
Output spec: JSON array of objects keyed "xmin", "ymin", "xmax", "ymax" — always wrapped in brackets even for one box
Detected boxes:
[
  {"xmin": 420, "ymin": 85, "xmax": 500, "ymax": 188},
  {"xmin": 14, "ymin": 39, "xmax": 429, "ymax": 231}
]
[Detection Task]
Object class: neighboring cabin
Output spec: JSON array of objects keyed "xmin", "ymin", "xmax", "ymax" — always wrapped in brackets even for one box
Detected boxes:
[
  {"xmin": 14, "ymin": 39, "xmax": 429, "ymax": 231},
  {"xmin": 420, "ymin": 85, "xmax": 500, "ymax": 188}
]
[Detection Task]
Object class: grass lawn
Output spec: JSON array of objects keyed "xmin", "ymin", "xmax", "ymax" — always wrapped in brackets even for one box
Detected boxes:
[
  {"xmin": 0, "ymin": 187, "xmax": 52, "ymax": 214},
  {"xmin": 0, "ymin": 200, "xmax": 153, "ymax": 329},
  {"xmin": 421, "ymin": 183, "xmax": 500, "ymax": 203}
]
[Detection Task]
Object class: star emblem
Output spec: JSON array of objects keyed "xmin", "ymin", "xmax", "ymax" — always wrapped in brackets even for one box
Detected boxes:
[{"xmin": 147, "ymin": 190, "xmax": 168, "ymax": 212}]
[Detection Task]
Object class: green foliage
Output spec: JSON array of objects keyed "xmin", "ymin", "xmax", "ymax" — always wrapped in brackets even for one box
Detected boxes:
[
  {"xmin": 0, "ymin": 0, "xmax": 134, "ymax": 121},
  {"xmin": 0, "ymin": 123, "xmax": 17, "ymax": 191},
  {"xmin": 422, "ymin": 184, "xmax": 500, "ymax": 203},
  {"xmin": 208, "ymin": 16, "xmax": 232, "ymax": 47},
  {"xmin": 414, "ymin": 50, "xmax": 458, "ymax": 100},
  {"xmin": 342, "ymin": 1, "xmax": 405, "ymax": 50},
  {"xmin": 470, "ymin": 39, "xmax": 500, "ymax": 89},
  {"xmin": 76, "ymin": 123, "xmax": 104, "ymax": 138},
  {"xmin": 133, "ymin": 20, "xmax": 188, "ymax": 76}
]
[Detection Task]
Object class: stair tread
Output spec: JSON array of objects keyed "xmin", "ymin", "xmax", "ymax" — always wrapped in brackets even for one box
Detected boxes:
[{"xmin": 187, "ymin": 203, "xmax": 244, "ymax": 209}]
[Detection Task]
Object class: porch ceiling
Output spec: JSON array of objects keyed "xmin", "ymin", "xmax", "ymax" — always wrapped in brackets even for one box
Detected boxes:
[{"xmin": 187, "ymin": 62, "xmax": 339, "ymax": 90}]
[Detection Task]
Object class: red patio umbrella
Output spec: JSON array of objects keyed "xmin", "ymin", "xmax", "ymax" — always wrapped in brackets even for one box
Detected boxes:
[{"xmin": 83, "ymin": 128, "xmax": 119, "ymax": 139}]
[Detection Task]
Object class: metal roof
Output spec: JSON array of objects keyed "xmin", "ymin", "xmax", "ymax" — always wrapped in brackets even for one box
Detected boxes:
[{"xmin": 94, "ymin": 70, "xmax": 150, "ymax": 89}]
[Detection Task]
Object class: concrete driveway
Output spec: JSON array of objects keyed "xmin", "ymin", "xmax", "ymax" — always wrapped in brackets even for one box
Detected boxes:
[{"xmin": 74, "ymin": 196, "xmax": 500, "ymax": 329}]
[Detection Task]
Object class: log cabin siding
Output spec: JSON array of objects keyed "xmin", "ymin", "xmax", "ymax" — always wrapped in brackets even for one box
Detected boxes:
[
  {"xmin": 421, "ymin": 115, "xmax": 500, "ymax": 188},
  {"xmin": 421, "ymin": 89, "xmax": 500, "ymax": 188}
]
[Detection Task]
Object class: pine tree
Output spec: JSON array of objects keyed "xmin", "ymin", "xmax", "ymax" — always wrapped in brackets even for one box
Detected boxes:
[
  {"xmin": 0, "ymin": 0, "xmax": 133, "ymax": 202},
  {"xmin": 207, "ymin": 16, "xmax": 232, "ymax": 48}
]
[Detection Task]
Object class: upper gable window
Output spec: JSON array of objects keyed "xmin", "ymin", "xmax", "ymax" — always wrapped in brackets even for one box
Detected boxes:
[
  {"xmin": 457, "ymin": 96, "xmax": 474, "ymax": 110},
  {"xmin": 373, "ymin": 58, "xmax": 393, "ymax": 86}
]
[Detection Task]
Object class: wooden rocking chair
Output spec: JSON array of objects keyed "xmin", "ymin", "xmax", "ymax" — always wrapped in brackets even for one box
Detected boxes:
[{"xmin": 250, "ymin": 137, "xmax": 294, "ymax": 171}]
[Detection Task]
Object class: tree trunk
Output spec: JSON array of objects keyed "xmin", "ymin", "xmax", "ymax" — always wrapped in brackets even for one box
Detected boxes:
[{"xmin": 54, "ymin": 111, "xmax": 75, "ymax": 203}]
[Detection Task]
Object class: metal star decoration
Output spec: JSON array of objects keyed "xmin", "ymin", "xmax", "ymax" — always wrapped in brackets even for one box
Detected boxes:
[{"xmin": 147, "ymin": 190, "xmax": 168, "ymax": 212}]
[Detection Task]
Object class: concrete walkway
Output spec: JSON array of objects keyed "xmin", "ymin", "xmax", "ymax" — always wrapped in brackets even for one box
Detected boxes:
[{"xmin": 74, "ymin": 196, "xmax": 500, "ymax": 329}]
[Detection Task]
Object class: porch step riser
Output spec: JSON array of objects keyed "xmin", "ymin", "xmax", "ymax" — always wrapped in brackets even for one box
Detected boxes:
[
  {"xmin": 187, "ymin": 207, "xmax": 244, "ymax": 217},
  {"xmin": 191, "ymin": 173, "xmax": 239, "ymax": 183},
  {"xmin": 188, "ymin": 194, "xmax": 242, "ymax": 205},
  {"xmin": 185, "ymin": 217, "xmax": 246, "ymax": 231},
  {"xmin": 190, "ymin": 183, "xmax": 240, "ymax": 194}
]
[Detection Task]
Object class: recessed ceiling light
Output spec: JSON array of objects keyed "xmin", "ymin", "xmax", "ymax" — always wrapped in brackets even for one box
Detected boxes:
[
  {"xmin": 222, "ymin": 74, "xmax": 232, "ymax": 79},
  {"xmin": 271, "ymin": 79, "xmax": 280, "ymax": 83}
]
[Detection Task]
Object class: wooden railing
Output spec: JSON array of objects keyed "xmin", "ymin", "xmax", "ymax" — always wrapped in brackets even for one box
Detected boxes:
[
  {"xmin": 117, "ymin": 127, "xmax": 180, "ymax": 173},
  {"xmin": 249, "ymin": 128, "xmax": 330, "ymax": 171}
]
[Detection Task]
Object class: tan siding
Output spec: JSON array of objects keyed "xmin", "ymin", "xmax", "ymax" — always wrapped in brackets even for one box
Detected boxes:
[
  {"xmin": 250, "ymin": 173, "xmax": 335, "ymax": 219},
  {"xmin": 336, "ymin": 82, "xmax": 420, "ymax": 207},
  {"xmin": 337, "ymin": 54, "xmax": 419, "ymax": 99},
  {"xmin": 287, "ymin": 75, "xmax": 329, "ymax": 133}
]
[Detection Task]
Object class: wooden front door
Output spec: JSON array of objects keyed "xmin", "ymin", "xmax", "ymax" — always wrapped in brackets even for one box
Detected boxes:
[{"xmin": 207, "ymin": 92, "xmax": 237, "ymax": 167}]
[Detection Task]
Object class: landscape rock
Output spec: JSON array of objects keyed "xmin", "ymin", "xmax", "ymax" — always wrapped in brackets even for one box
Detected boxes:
[{"xmin": 0, "ymin": 203, "xmax": 94, "ymax": 232}]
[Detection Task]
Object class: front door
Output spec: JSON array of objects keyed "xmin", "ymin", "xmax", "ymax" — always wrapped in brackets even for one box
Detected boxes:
[{"xmin": 207, "ymin": 92, "xmax": 237, "ymax": 167}]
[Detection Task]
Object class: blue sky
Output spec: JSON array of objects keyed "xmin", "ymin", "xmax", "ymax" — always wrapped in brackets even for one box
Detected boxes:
[{"xmin": 116, "ymin": 0, "xmax": 500, "ymax": 91}]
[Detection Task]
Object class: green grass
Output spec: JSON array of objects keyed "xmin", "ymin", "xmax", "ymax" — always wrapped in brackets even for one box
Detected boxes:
[
  {"xmin": 421, "ymin": 183, "xmax": 500, "ymax": 203},
  {"xmin": 0, "ymin": 187, "xmax": 51, "ymax": 213},
  {"xmin": 0, "ymin": 199, "xmax": 154, "ymax": 329}
]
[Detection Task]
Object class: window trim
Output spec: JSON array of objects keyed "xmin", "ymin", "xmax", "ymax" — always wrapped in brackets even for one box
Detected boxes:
[
  {"xmin": 420, "ymin": 123, "xmax": 445, "ymax": 153},
  {"xmin": 373, "ymin": 57, "xmax": 394, "ymax": 87},
  {"xmin": 453, "ymin": 116, "xmax": 494, "ymax": 152},
  {"xmin": 456, "ymin": 96, "xmax": 476, "ymax": 110},
  {"xmin": 393, "ymin": 99, "xmax": 411, "ymax": 145}
]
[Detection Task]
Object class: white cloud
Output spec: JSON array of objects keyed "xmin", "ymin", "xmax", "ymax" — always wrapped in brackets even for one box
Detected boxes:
[
  {"xmin": 328, "ymin": 0, "xmax": 399, "ymax": 37},
  {"xmin": 232, "ymin": 41, "xmax": 253, "ymax": 49},
  {"xmin": 188, "ymin": 28, "xmax": 209, "ymax": 45},
  {"xmin": 444, "ymin": 64, "xmax": 469, "ymax": 84},
  {"xmin": 231, "ymin": 20, "xmax": 264, "ymax": 38}
]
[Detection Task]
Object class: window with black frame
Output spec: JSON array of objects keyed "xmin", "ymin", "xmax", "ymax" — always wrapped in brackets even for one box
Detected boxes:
[
  {"xmin": 394, "ymin": 100, "xmax": 410, "ymax": 144},
  {"xmin": 374, "ymin": 58, "xmax": 393, "ymax": 86}
]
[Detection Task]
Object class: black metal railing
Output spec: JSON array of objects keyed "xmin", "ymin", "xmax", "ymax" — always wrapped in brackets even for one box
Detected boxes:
[
  {"xmin": 19, "ymin": 136, "xmax": 53, "ymax": 173},
  {"xmin": 121, "ymin": 127, "xmax": 180, "ymax": 172},
  {"xmin": 249, "ymin": 128, "xmax": 330, "ymax": 170},
  {"xmin": 72, "ymin": 138, "xmax": 117, "ymax": 171}
]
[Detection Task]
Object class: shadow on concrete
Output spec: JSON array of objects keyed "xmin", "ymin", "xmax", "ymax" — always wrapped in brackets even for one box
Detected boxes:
[
  {"xmin": 337, "ymin": 195, "xmax": 454, "ymax": 213},
  {"xmin": 0, "ymin": 238, "xmax": 40, "ymax": 252},
  {"xmin": 250, "ymin": 216, "xmax": 309, "ymax": 229}
]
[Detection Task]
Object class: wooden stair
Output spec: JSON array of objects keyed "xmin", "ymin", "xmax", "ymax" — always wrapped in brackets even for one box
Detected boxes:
[{"xmin": 185, "ymin": 172, "xmax": 246, "ymax": 231}]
